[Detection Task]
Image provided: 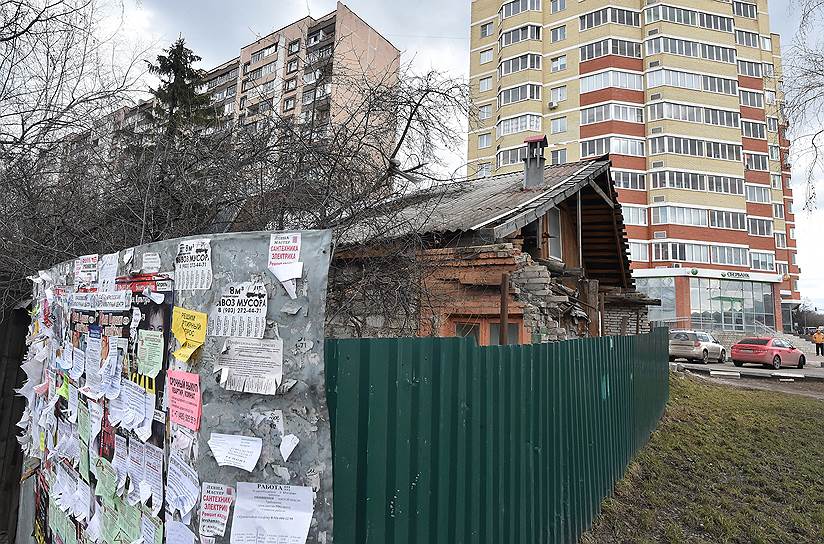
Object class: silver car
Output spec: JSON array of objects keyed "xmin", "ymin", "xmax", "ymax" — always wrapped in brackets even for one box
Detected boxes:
[{"xmin": 669, "ymin": 330, "xmax": 726, "ymax": 364}]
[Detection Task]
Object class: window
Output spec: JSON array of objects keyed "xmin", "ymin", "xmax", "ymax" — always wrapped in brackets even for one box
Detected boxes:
[
  {"xmin": 761, "ymin": 36, "xmax": 773, "ymax": 51},
  {"xmin": 287, "ymin": 59, "xmax": 299, "ymax": 73},
  {"xmin": 550, "ymin": 86, "xmax": 566, "ymax": 102},
  {"xmin": 550, "ymin": 148, "xmax": 567, "ymax": 165},
  {"xmin": 629, "ymin": 242, "xmax": 648, "ymax": 262},
  {"xmin": 776, "ymin": 262, "xmax": 789, "ymax": 275},
  {"xmin": 746, "ymin": 184, "xmax": 771, "ymax": 203},
  {"xmin": 477, "ymin": 163, "xmax": 492, "ymax": 177},
  {"xmin": 454, "ymin": 322, "xmax": 480, "ymax": 344},
  {"xmin": 647, "ymin": 69, "xmax": 738, "ymax": 95},
  {"xmin": 580, "ymin": 70, "xmax": 643, "ymax": 93},
  {"xmin": 711, "ymin": 246, "xmax": 749, "ymax": 266},
  {"xmin": 651, "ymin": 206, "xmax": 708, "ymax": 227},
  {"xmin": 500, "ymin": 25, "xmax": 541, "ymax": 47},
  {"xmin": 582, "ymin": 103, "xmax": 643, "ymax": 124},
  {"xmin": 549, "ymin": 149, "xmax": 566, "ymax": 164},
  {"xmin": 741, "ymin": 121, "xmax": 766, "ymax": 139},
  {"xmin": 304, "ymin": 70, "xmax": 320, "ymax": 85},
  {"xmin": 770, "ymin": 173, "xmax": 782, "ymax": 189},
  {"xmin": 733, "ymin": 1, "xmax": 757, "ymax": 18},
  {"xmin": 480, "ymin": 49, "xmax": 494, "ymax": 64},
  {"xmin": 612, "ymin": 170, "xmax": 646, "ymax": 190},
  {"xmin": 767, "ymin": 117, "xmax": 779, "ymax": 132},
  {"xmin": 480, "ymin": 22, "xmax": 493, "ymax": 38},
  {"xmin": 223, "ymin": 101, "xmax": 235, "ymax": 115},
  {"xmin": 745, "ymin": 153, "xmax": 769, "ymax": 171},
  {"xmin": 497, "ymin": 146, "xmax": 528, "ymax": 167},
  {"xmin": 497, "ymin": 114, "xmax": 542, "ymax": 136},
  {"xmin": 737, "ymin": 60, "xmax": 762, "ymax": 77},
  {"xmin": 652, "ymin": 242, "xmax": 710, "ymax": 263},
  {"xmin": 750, "ymin": 251, "xmax": 775, "ymax": 271},
  {"xmin": 547, "ymin": 207, "xmax": 562, "ymax": 259},
  {"xmin": 284, "ymin": 78, "xmax": 297, "ymax": 92},
  {"xmin": 765, "ymin": 90, "xmax": 776, "ymax": 104},
  {"xmin": 551, "ymin": 0, "xmax": 565, "ymax": 13},
  {"xmin": 288, "ymin": 39, "xmax": 300, "ymax": 54},
  {"xmin": 580, "ymin": 7, "xmax": 640, "ymax": 30},
  {"xmin": 646, "ymin": 102, "xmax": 738, "ymax": 128},
  {"xmin": 499, "ymin": 84, "xmax": 541, "ymax": 105},
  {"xmin": 773, "ymin": 203, "xmax": 785, "ymax": 219},
  {"xmin": 302, "ymin": 90, "xmax": 315, "ymax": 105},
  {"xmin": 645, "ymin": 5, "xmax": 733, "ymax": 31},
  {"xmin": 499, "ymin": 53, "xmax": 541, "ymax": 76},
  {"xmin": 580, "ymin": 39, "xmax": 642, "ymax": 61},
  {"xmin": 790, "ymin": 227, "xmax": 796, "ymax": 240},
  {"xmin": 645, "ymin": 37, "xmax": 735, "ymax": 63},
  {"xmin": 709, "ymin": 210, "xmax": 747, "ymax": 230},
  {"xmin": 479, "ymin": 77, "xmax": 492, "ymax": 92},
  {"xmin": 550, "ymin": 25, "xmax": 566, "ymax": 42},
  {"xmin": 648, "ymin": 136, "xmax": 741, "ymax": 161},
  {"xmin": 478, "ymin": 133, "xmax": 492, "ymax": 149},
  {"xmin": 551, "ymin": 55, "xmax": 566, "ymax": 72},
  {"xmin": 736, "ymin": 30, "xmax": 760, "ymax": 48},
  {"xmin": 740, "ymin": 90, "xmax": 764, "ymax": 108},
  {"xmin": 622, "ymin": 206, "xmax": 647, "ymax": 226},
  {"xmin": 581, "ymin": 136, "xmax": 645, "ymax": 157},
  {"xmin": 251, "ymin": 44, "xmax": 277, "ymax": 64},
  {"xmin": 478, "ymin": 104, "xmax": 492, "ymax": 120},
  {"xmin": 769, "ymin": 145, "xmax": 780, "ymax": 161},
  {"xmin": 763, "ymin": 63, "xmax": 775, "ymax": 77},
  {"xmin": 550, "ymin": 117, "xmax": 566, "ymax": 134},
  {"xmin": 283, "ymin": 97, "xmax": 295, "ymax": 111},
  {"xmin": 748, "ymin": 217, "xmax": 773, "ymax": 236},
  {"xmin": 775, "ymin": 232, "xmax": 787, "ymax": 248},
  {"xmin": 500, "ymin": 0, "xmax": 541, "ymax": 19}
]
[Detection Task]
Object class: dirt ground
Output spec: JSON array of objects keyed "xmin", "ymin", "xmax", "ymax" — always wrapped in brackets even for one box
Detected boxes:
[{"xmin": 693, "ymin": 372, "xmax": 824, "ymax": 401}]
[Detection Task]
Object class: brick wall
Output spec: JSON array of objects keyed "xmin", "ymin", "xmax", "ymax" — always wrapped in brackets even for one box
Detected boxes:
[{"xmin": 602, "ymin": 305, "xmax": 650, "ymax": 337}]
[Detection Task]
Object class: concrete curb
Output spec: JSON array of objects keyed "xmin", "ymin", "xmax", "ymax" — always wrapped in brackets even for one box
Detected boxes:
[{"xmin": 678, "ymin": 363, "xmax": 824, "ymax": 382}]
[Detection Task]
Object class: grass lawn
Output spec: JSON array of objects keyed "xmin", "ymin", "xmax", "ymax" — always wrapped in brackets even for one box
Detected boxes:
[{"xmin": 581, "ymin": 373, "xmax": 824, "ymax": 544}]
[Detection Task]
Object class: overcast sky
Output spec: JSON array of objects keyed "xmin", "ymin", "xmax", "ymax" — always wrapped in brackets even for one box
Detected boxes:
[{"xmin": 122, "ymin": 0, "xmax": 824, "ymax": 310}]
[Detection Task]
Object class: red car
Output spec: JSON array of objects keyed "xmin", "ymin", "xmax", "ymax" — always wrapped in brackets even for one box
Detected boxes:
[{"xmin": 730, "ymin": 337, "xmax": 806, "ymax": 370}]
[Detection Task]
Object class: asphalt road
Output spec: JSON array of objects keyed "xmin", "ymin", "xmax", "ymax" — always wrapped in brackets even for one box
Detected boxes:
[{"xmin": 677, "ymin": 359, "xmax": 824, "ymax": 379}]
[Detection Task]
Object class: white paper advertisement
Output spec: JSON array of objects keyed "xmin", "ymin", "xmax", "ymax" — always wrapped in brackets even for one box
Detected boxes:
[
  {"xmin": 230, "ymin": 483, "xmax": 313, "ymax": 544},
  {"xmin": 215, "ymin": 338, "xmax": 283, "ymax": 395},
  {"xmin": 199, "ymin": 482, "xmax": 234, "ymax": 537},
  {"xmin": 175, "ymin": 239, "xmax": 213, "ymax": 290},
  {"xmin": 267, "ymin": 233, "xmax": 302, "ymax": 299},
  {"xmin": 208, "ymin": 282, "xmax": 267, "ymax": 338}
]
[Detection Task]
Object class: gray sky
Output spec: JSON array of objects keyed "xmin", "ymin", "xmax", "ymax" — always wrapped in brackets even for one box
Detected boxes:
[{"xmin": 124, "ymin": 0, "xmax": 824, "ymax": 310}]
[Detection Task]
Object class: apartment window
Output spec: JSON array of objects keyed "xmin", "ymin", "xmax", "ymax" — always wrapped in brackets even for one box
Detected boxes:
[
  {"xmin": 776, "ymin": 262, "xmax": 789, "ymax": 275},
  {"xmin": 646, "ymin": 37, "xmax": 735, "ymax": 64},
  {"xmin": 478, "ymin": 104, "xmax": 492, "ymax": 120},
  {"xmin": 550, "ymin": 86, "xmax": 566, "ymax": 102},
  {"xmin": 740, "ymin": 90, "xmax": 764, "ymax": 108},
  {"xmin": 763, "ymin": 63, "xmax": 775, "ymax": 77},
  {"xmin": 580, "ymin": 7, "xmax": 640, "ymax": 30},
  {"xmin": 646, "ymin": 102, "xmax": 738, "ymax": 128},
  {"xmin": 287, "ymin": 59, "xmax": 299, "ymax": 73},
  {"xmin": 500, "ymin": 25, "xmax": 541, "ymax": 47},
  {"xmin": 737, "ymin": 60, "xmax": 763, "ymax": 78},
  {"xmin": 773, "ymin": 203, "xmax": 785, "ymax": 219},
  {"xmin": 550, "ymin": 148, "xmax": 567, "ymax": 165},
  {"xmin": 769, "ymin": 145, "xmax": 780, "ymax": 161},
  {"xmin": 547, "ymin": 207, "xmax": 562, "ymax": 260},
  {"xmin": 497, "ymin": 114, "xmax": 542, "ymax": 136},
  {"xmin": 750, "ymin": 251, "xmax": 775, "ymax": 271},
  {"xmin": 580, "ymin": 39, "xmax": 641, "ymax": 61},
  {"xmin": 499, "ymin": 53, "xmax": 541, "ymax": 76},
  {"xmin": 790, "ymin": 228, "xmax": 796, "ymax": 240},
  {"xmin": 771, "ymin": 173, "xmax": 782, "ymax": 189},
  {"xmin": 699, "ymin": 12, "xmax": 734, "ymax": 32},
  {"xmin": 302, "ymin": 90, "xmax": 315, "ymax": 105},
  {"xmin": 500, "ymin": 0, "xmax": 541, "ymax": 19},
  {"xmin": 283, "ymin": 97, "xmax": 295, "ymax": 111},
  {"xmin": 775, "ymin": 232, "xmax": 787, "ymax": 248},
  {"xmin": 550, "ymin": 25, "xmax": 566, "ymax": 42},
  {"xmin": 283, "ymin": 78, "xmax": 297, "ymax": 92},
  {"xmin": 304, "ymin": 70, "xmax": 320, "ymax": 85},
  {"xmin": 580, "ymin": 70, "xmax": 643, "ymax": 93},
  {"xmin": 542, "ymin": 115, "xmax": 564, "ymax": 135},
  {"xmin": 746, "ymin": 184, "xmax": 771, "ymax": 203},
  {"xmin": 581, "ymin": 136, "xmax": 645, "ymax": 157},
  {"xmin": 223, "ymin": 101, "xmax": 235, "ymax": 115},
  {"xmin": 288, "ymin": 39, "xmax": 300, "ymax": 54},
  {"xmin": 761, "ymin": 36, "xmax": 773, "ymax": 51},
  {"xmin": 477, "ymin": 163, "xmax": 492, "ymax": 177},
  {"xmin": 748, "ymin": 217, "xmax": 773, "ymax": 236},
  {"xmin": 647, "ymin": 68, "xmax": 738, "ymax": 95},
  {"xmin": 653, "ymin": 242, "xmax": 710, "ymax": 263},
  {"xmin": 307, "ymin": 29, "xmax": 326, "ymax": 46},
  {"xmin": 480, "ymin": 49, "xmax": 494, "ymax": 64},
  {"xmin": 629, "ymin": 242, "xmax": 648, "ymax": 262},
  {"xmin": 622, "ymin": 206, "xmax": 648, "ymax": 226},
  {"xmin": 582, "ymin": 103, "xmax": 643, "ymax": 124},
  {"xmin": 733, "ymin": 1, "xmax": 757, "ymax": 18},
  {"xmin": 480, "ymin": 22, "xmax": 494, "ymax": 38},
  {"xmin": 709, "ymin": 210, "xmax": 746, "ymax": 230},
  {"xmin": 765, "ymin": 90, "xmax": 777, "ymax": 104},
  {"xmin": 735, "ymin": 30, "xmax": 760, "ymax": 48},
  {"xmin": 551, "ymin": 0, "xmax": 565, "ymax": 13},
  {"xmin": 498, "ymin": 83, "xmax": 541, "ymax": 105},
  {"xmin": 479, "ymin": 77, "xmax": 492, "ymax": 92},
  {"xmin": 478, "ymin": 133, "xmax": 492, "ymax": 149},
  {"xmin": 712, "ymin": 246, "xmax": 749, "ymax": 266},
  {"xmin": 651, "ymin": 206, "xmax": 708, "ymax": 227},
  {"xmin": 550, "ymin": 55, "xmax": 566, "ymax": 72},
  {"xmin": 741, "ymin": 121, "xmax": 766, "ymax": 139},
  {"xmin": 767, "ymin": 117, "xmax": 779, "ymax": 132},
  {"xmin": 497, "ymin": 147, "xmax": 528, "ymax": 167},
  {"xmin": 648, "ymin": 136, "xmax": 741, "ymax": 161},
  {"xmin": 612, "ymin": 170, "xmax": 646, "ymax": 190},
  {"xmin": 745, "ymin": 153, "xmax": 769, "ymax": 171},
  {"xmin": 645, "ymin": 5, "xmax": 733, "ymax": 31}
]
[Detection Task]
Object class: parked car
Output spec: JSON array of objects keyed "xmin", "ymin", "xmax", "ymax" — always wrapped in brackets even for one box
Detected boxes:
[
  {"xmin": 669, "ymin": 330, "xmax": 726, "ymax": 364},
  {"xmin": 730, "ymin": 337, "xmax": 806, "ymax": 369}
]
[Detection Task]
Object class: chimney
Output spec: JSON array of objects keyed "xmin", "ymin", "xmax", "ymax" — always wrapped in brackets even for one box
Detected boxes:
[{"xmin": 522, "ymin": 135, "xmax": 548, "ymax": 189}]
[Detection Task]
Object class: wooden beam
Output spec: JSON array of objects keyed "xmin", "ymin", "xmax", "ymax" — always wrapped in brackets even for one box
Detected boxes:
[
  {"xmin": 500, "ymin": 272, "xmax": 510, "ymax": 345},
  {"xmin": 587, "ymin": 180, "xmax": 614, "ymax": 208},
  {"xmin": 610, "ymin": 207, "xmax": 629, "ymax": 289}
]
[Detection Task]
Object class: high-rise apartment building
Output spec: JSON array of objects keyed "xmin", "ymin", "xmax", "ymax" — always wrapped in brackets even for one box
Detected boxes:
[{"xmin": 468, "ymin": 0, "xmax": 800, "ymax": 333}]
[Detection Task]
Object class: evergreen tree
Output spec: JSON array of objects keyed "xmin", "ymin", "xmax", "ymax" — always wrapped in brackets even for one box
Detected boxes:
[{"xmin": 147, "ymin": 37, "xmax": 215, "ymax": 137}]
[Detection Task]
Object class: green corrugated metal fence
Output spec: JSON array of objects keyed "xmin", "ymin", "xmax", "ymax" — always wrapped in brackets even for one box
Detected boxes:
[{"xmin": 325, "ymin": 328, "xmax": 669, "ymax": 544}]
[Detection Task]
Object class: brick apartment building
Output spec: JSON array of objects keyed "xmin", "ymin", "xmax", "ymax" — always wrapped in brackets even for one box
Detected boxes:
[{"xmin": 467, "ymin": 0, "xmax": 801, "ymax": 333}]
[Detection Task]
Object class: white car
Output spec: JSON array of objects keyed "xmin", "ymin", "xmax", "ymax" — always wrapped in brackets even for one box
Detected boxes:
[{"xmin": 669, "ymin": 330, "xmax": 726, "ymax": 364}]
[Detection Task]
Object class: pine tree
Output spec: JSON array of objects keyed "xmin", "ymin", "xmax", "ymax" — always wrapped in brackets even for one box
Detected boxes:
[{"xmin": 147, "ymin": 37, "xmax": 215, "ymax": 137}]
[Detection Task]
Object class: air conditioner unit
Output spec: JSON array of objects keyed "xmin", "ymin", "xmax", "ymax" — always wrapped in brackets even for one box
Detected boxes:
[
  {"xmin": 548, "ymin": 101, "xmax": 558, "ymax": 110},
  {"xmin": 671, "ymin": 263, "xmax": 682, "ymax": 268}
]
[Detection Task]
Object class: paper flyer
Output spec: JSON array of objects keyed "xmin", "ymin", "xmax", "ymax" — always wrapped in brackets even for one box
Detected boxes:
[
  {"xmin": 208, "ymin": 282, "xmax": 268, "ymax": 338},
  {"xmin": 175, "ymin": 239, "xmax": 212, "ymax": 290}
]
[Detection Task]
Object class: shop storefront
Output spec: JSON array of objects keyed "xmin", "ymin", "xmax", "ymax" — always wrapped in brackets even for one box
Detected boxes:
[{"xmin": 634, "ymin": 268, "xmax": 783, "ymax": 332}]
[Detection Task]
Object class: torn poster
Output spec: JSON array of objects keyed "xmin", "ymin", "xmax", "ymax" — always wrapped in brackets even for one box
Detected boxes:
[
  {"xmin": 98, "ymin": 253, "xmax": 119, "ymax": 292},
  {"xmin": 74, "ymin": 254, "xmax": 99, "ymax": 286},
  {"xmin": 215, "ymin": 337, "xmax": 283, "ymax": 395},
  {"xmin": 175, "ymin": 239, "xmax": 212, "ymax": 291},
  {"xmin": 207, "ymin": 433, "xmax": 262, "ymax": 472},
  {"xmin": 136, "ymin": 329, "xmax": 164, "ymax": 378},
  {"xmin": 230, "ymin": 483, "xmax": 313, "ymax": 544},
  {"xmin": 208, "ymin": 282, "xmax": 267, "ymax": 339},
  {"xmin": 267, "ymin": 233, "xmax": 302, "ymax": 299},
  {"xmin": 166, "ymin": 452, "xmax": 200, "ymax": 517},
  {"xmin": 166, "ymin": 520, "xmax": 196, "ymax": 544},
  {"xmin": 167, "ymin": 370, "xmax": 201, "ymax": 431},
  {"xmin": 141, "ymin": 252, "xmax": 161, "ymax": 273},
  {"xmin": 171, "ymin": 307, "xmax": 207, "ymax": 362},
  {"xmin": 280, "ymin": 434, "xmax": 299, "ymax": 462},
  {"xmin": 198, "ymin": 483, "xmax": 233, "ymax": 538}
]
